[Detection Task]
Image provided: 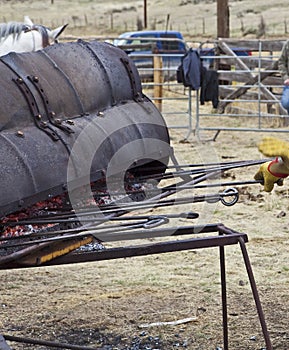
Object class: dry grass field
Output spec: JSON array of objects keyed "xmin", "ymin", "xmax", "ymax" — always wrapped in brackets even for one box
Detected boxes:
[
  {"xmin": 1, "ymin": 1, "xmax": 289, "ymax": 350},
  {"xmin": 2, "ymin": 0, "xmax": 289, "ymax": 40}
]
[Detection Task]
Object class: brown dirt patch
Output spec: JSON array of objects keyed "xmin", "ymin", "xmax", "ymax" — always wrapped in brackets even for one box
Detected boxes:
[{"xmin": 1, "ymin": 128, "xmax": 289, "ymax": 349}]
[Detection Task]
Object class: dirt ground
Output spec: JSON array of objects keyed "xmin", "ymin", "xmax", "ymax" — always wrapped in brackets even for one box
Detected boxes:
[
  {"xmin": 1, "ymin": 125, "xmax": 289, "ymax": 350},
  {"xmin": 1, "ymin": 1, "xmax": 289, "ymax": 349}
]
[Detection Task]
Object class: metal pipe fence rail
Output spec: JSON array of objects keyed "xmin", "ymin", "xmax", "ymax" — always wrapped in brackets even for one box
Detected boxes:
[
  {"xmin": 142, "ymin": 80, "xmax": 194, "ymax": 140},
  {"xmin": 62, "ymin": 36, "xmax": 289, "ymax": 139},
  {"xmin": 128, "ymin": 38, "xmax": 289, "ymax": 140},
  {"xmin": 107, "ymin": 35, "xmax": 195, "ymax": 139},
  {"xmin": 128, "ymin": 49, "xmax": 195, "ymax": 140},
  {"xmin": 194, "ymin": 38, "xmax": 289, "ymax": 140}
]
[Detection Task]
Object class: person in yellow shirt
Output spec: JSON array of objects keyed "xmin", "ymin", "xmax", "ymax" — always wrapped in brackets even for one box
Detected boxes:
[{"xmin": 254, "ymin": 137, "xmax": 289, "ymax": 192}]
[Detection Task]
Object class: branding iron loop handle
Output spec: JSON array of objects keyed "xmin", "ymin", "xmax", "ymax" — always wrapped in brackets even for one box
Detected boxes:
[{"xmin": 220, "ymin": 188, "xmax": 239, "ymax": 206}]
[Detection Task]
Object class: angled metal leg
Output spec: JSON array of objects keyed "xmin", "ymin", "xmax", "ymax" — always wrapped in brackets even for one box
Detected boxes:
[
  {"xmin": 238, "ymin": 237, "xmax": 273, "ymax": 350},
  {"xmin": 220, "ymin": 245, "xmax": 229, "ymax": 350}
]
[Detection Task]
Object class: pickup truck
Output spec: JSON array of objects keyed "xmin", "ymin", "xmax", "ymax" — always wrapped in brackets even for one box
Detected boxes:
[
  {"xmin": 113, "ymin": 31, "xmax": 252, "ymax": 81},
  {"xmin": 113, "ymin": 30, "xmax": 187, "ymax": 80}
]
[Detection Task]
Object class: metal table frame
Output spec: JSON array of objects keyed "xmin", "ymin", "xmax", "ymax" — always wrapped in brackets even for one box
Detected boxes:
[{"xmin": 0, "ymin": 223, "xmax": 272, "ymax": 350}]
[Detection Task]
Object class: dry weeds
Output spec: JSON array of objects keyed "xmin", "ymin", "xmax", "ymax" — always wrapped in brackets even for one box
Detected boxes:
[
  {"xmin": 1, "ymin": 1, "xmax": 289, "ymax": 349},
  {"xmin": 1, "ymin": 127, "xmax": 289, "ymax": 349}
]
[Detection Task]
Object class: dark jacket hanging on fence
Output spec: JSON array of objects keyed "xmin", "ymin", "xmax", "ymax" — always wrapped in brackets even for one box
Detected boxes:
[
  {"xmin": 200, "ymin": 67, "xmax": 219, "ymax": 108},
  {"xmin": 177, "ymin": 48, "xmax": 202, "ymax": 90},
  {"xmin": 177, "ymin": 49, "xmax": 219, "ymax": 108}
]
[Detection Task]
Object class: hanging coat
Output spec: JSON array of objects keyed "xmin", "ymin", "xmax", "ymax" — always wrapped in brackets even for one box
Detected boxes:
[
  {"xmin": 200, "ymin": 66, "xmax": 219, "ymax": 108},
  {"xmin": 177, "ymin": 48, "xmax": 202, "ymax": 90}
]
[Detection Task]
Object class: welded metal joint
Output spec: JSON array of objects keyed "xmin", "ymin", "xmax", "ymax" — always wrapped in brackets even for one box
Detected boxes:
[
  {"xmin": 13, "ymin": 76, "xmax": 60, "ymax": 141},
  {"xmin": 27, "ymin": 75, "xmax": 74, "ymax": 135},
  {"xmin": 120, "ymin": 57, "xmax": 144, "ymax": 102}
]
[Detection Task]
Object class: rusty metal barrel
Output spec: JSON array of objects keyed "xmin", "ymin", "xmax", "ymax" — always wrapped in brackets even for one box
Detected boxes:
[{"xmin": 0, "ymin": 40, "xmax": 170, "ymax": 217}]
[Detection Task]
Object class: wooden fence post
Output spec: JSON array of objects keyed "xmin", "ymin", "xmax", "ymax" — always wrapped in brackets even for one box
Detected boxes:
[{"xmin": 153, "ymin": 55, "xmax": 163, "ymax": 112}]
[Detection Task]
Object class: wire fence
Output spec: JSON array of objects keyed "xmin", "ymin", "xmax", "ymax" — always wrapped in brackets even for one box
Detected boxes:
[
  {"xmin": 93, "ymin": 37, "xmax": 289, "ymax": 140},
  {"xmin": 134, "ymin": 39, "xmax": 289, "ymax": 137}
]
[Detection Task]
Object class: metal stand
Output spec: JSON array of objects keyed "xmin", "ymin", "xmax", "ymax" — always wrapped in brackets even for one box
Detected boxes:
[
  {"xmin": 1, "ymin": 223, "xmax": 272, "ymax": 349},
  {"xmin": 218, "ymin": 226, "xmax": 272, "ymax": 350}
]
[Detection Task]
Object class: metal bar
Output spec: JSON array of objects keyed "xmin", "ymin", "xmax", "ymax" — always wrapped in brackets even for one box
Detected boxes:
[
  {"xmin": 163, "ymin": 179, "xmax": 263, "ymax": 190},
  {"xmin": 194, "ymin": 39, "xmax": 288, "ymax": 137},
  {"xmin": 2, "ymin": 334, "xmax": 100, "ymax": 350},
  {"xmin": 0, "ymin": 214, "xmax": 184, "ymax": 244},
  {"xmin": 219, "ymin": 240, "xmax": 229, "ymax": 350},
  {"xmin": 136, "ymin": 158, "xmax": 269, "ymax": 182},
  {"xmin": 0, "ymin": 190, "xmax": 233, "ymax": 234},
  {"xmin": 195, "ymin": 88, "xmax": 200, "ymax": 140},
  {"xmin": 258, "ymin": 40, "xmax": 262, "ymax": 128},
  {"xmin": 185, "ymin": 87, "xmax": 193, "ymax": 139},
  {"xmin": 238, "ymin": 236, "xmax": 273, "ymax": 350},
  {"xmin": 197, "ymin": 126, "xmax": 289, "ymax": 133},
  {"xmin": 164, "ymin": 159, "xmax": 265, "ymax": 169},
  {"xmin": 1, "ymin": 212, "xmax": 196, "ymax": 239},
  {"xmin": 0, "ymin": 225, "xmax": 271, "ymax": 350},
  {"xmin": 0, "ymin": 159, "xmax": 267, "ymax": 244},
  {"xmin": 42, "ymin": 229, "xmax": 248, "ymax": 267},
  {"xmin": 2, "ymin": 159, "xmax": 264, "ymax": 226}
]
